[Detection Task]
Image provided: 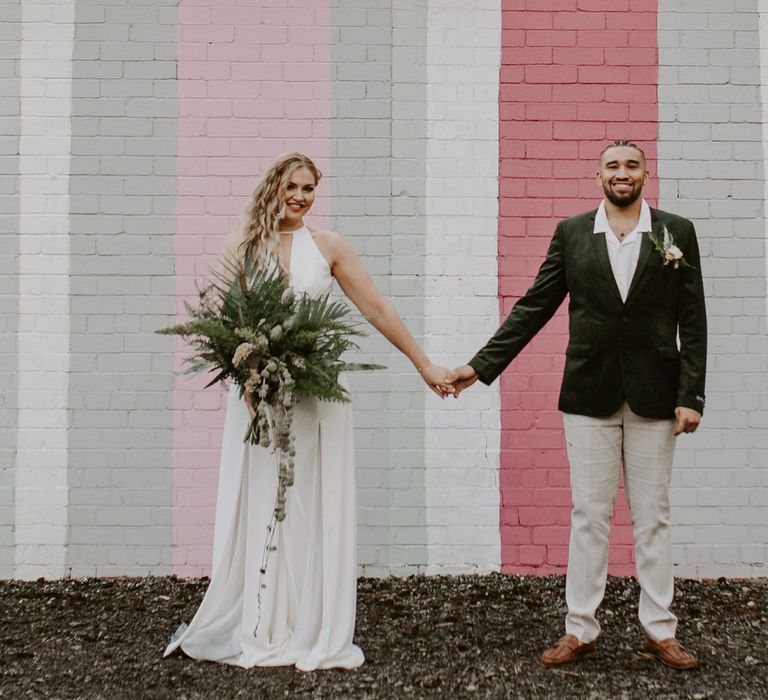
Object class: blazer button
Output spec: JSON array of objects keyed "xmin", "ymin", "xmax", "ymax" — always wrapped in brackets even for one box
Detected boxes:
[{"xmin": 621, "ymin": 315, "xmax": 628, "ymax": 322}]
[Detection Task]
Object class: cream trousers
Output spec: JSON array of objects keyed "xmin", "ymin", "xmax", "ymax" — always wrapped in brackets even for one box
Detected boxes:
[{"xmin": 563, "ymin": 403, "xmax": 677, "ymax": 643}]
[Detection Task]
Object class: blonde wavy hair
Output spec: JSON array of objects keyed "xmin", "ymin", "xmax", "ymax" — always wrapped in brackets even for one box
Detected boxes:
[{"xmin": 235, "ymin": 152, "xmax": 322, "ymax": 276}]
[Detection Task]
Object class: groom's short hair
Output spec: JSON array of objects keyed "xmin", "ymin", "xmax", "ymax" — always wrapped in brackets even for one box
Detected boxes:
[{"xmin": 599, "ymin": 139, "xmax": 646, "ymax": 165}]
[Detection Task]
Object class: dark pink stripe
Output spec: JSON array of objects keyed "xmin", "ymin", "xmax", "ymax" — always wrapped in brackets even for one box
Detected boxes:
[{"xmin": 498, "ymin": 0, "xmax": 659, "ymax": 575}]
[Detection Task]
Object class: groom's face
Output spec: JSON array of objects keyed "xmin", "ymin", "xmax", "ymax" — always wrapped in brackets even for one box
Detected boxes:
[{"xmin": 596, "ymin": 146, "xmax": 650, "ymax": 208}]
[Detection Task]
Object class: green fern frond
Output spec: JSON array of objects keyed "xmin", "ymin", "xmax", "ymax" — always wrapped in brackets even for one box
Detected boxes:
[{"xmin": 156, "ymin": 256, "xmax": 384, "ymax": 397}]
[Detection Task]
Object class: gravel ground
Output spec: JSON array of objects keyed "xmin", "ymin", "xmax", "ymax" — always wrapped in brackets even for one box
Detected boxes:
[{"xmin": 1, "ymin": 574, "xmax": 766, "ymax": 699}]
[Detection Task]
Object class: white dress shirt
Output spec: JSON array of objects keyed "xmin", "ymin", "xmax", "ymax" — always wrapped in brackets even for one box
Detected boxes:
[{"xmin": 593, "ymin": 199, "xmax": 651, "ymax": 302}]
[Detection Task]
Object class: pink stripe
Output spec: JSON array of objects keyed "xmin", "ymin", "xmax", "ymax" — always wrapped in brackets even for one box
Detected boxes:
[
  {"xmin": 498, "ymin": 1, "xmax": 659, "ymax": 575},
  {"xmin": 173, "ymin": 1, "xmax": 332, "ymax": 576}
]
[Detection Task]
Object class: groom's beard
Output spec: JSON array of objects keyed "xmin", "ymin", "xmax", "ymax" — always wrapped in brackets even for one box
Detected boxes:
[{"xmin": 603, "ymin": 181, "xmax": 643, "ymax": 208}]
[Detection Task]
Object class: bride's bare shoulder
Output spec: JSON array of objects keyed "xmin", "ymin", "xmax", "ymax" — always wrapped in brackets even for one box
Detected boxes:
[{"xmin": 306, "ymin": 226, "xmax": 352, "ymax": 259}]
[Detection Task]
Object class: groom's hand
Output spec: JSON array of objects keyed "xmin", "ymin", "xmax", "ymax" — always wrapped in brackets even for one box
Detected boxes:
[
  {"xmin": 674, "ymin": 407, "xmax": 701, "ymax": 436},
  {"xmin": 447, "ymin": 365, "xmax": 479, "ymax": 397}
]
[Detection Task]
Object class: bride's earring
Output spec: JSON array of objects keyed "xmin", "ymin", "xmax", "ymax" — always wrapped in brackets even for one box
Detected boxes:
[{"xmin": 277, "ymin": 204, "xmax": 286, "ymax": 220}]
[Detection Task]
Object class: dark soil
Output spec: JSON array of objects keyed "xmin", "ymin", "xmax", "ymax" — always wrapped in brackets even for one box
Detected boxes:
[{"xmin": 1, "ymin": 574, "xmax": 766, "ymax": 699}]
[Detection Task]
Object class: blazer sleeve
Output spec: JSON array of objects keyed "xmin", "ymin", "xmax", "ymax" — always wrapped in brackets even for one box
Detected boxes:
[
  {"xmin": 675, "ymin": 220, "xmax": 707, "ymax": 413},
  {"xmin": 468, "ymin": 223, "xmax": 569, "ymax": 385}
]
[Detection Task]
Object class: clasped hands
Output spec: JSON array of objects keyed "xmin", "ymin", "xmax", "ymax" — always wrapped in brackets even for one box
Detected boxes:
[{"xmin": 419, "ymin": 363, "xmax": 479, "ymax": 399}]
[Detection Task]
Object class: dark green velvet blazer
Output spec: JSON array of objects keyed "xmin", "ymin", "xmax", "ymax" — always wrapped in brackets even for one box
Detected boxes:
[{"xmin": 468, "ymin": 207, "xmax": 707, "ymax": 419}]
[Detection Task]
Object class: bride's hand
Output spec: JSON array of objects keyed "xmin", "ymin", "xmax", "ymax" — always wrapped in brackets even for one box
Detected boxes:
[
  {"xmin": 419, "ymin": 363, "xmax": 453, "ymax": 398},
  {"xmin": 243, "ymin": 391, "xmax": 257, "ymax": 421}
]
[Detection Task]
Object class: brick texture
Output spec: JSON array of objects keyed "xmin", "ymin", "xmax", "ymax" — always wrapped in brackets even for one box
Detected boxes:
[
  {"xmin": 14, "ymin": 0, "xmax": 75, "ymax": 579},
  {"xmin": 498, "ymin": 0, "xmax": 660, "ymax": 575},
  {"xmin": 658, "ymin": 0, "xmax": 768, "ymax": 578},
  {"xmin": 65, "ymin": 0, "xmax": 176, "ymax": 577},
  {"xmin": 3, "ymin": 1, "xmax": 767, "ymax": 580},
  {"xmin": 0, "ymin": 0, "xmax": 20, "ymax": 578},
  {"xmin": 423, "ymin": 0, "xmax": 502, "ymax": 573},
  {"xmin": 330, "ymin": 0, "xmax": 430, "ymax": 576}
]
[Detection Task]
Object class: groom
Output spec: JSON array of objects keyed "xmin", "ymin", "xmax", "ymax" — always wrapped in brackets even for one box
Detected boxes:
[{"xmin": 450, "ymin": 141, "xmax": 706, "ymax": 669}]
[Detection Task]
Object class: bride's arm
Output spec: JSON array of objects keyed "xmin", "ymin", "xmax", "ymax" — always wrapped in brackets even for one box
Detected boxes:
[{"xmin": 316, "ymin": 230, "xmax": 451, "ymax": 397}]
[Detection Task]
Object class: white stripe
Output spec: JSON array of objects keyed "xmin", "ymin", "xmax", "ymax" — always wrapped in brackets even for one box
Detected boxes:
[
  {"xmin": 15, "ymin": 0, "xmax": 74, "ymax": 579},
  {"xmin": 760, "ymin": 2, "xmax": 768, "ymax": 321},
  {"xmin": 424, "ymin": 0, "xmax": 501, "ymax": 573}
]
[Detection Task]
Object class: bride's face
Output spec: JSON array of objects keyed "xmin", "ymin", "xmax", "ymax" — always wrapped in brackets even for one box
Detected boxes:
[{"xmin": 281, "ymin": 166, "xmax": 316, "ymax": 228}]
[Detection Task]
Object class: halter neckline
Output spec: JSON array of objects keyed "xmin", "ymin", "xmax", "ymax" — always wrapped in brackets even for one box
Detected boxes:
[{"xmin": 279, "ymin": 224, "xmax": 308, "ymax": 235}]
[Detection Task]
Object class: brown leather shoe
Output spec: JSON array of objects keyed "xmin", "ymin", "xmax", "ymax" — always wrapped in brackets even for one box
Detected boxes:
[
  {"xmin": 540, "ymin": 634, "xmax": 597, "ymax": 666},
  {"xmin": 642, "ymin": 636, "xmax": 698, "ymax": 670}
]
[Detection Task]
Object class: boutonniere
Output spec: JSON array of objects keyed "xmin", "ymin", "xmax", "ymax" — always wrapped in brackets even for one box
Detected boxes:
[{"xmin": 649, "ymin": 225, "xmax": 694, "ymax": 269}]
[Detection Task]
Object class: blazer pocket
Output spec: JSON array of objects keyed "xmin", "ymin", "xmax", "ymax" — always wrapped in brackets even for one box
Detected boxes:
[
  {"xmin": 658, "ymin": 347, "xmax": 680, "ymax": 359},
  {"xmin": 566, "ymin": 342, "xmax": 591, "ymax": 358}
]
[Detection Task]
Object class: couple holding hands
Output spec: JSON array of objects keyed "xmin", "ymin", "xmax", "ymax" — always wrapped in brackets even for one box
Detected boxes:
[{"xmin": 166, "ymin": 140, "xmax": 706, "ymax": 673}]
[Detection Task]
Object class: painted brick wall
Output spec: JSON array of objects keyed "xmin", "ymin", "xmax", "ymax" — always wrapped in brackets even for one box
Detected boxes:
[
  {"xmin": 2, "ymin": 1, "xmax": 767, "ymax": 579},
  {"xmin": 15, "ymin": 0, "xmax": 75, "ymax": 579},
  {"xmin": 0, "ymin": 0, "xmax": 21, "ymax": 579},
  {"xmin": 423, "ymin": 0, "xmax": 502, "ymax": 573},
  {"xmin": 330, "ymin": 0, "xmax": 431, "ymax": 576},
  {"xmin": 65, "ymin": 0, "xmax": 176, "ymax": 577},
  {"xmin": 497, "ymin": 0, "xmax": 660, "ymax": 574},
  {"xmin": 659, "ymin": 0, "xmax": 768, "ymax": 577}
]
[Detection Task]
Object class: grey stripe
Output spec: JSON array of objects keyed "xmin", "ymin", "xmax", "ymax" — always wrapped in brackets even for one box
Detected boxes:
[
  {"xmin": 0, "ymin": 0, "xmax": 21, "ymax": 579},
  {"xmin": 658, "ymin": 0, "xmax": 768, "ymax": 576},
  {"xmin": 65, "ymin": 0, "xmax": 177, "ymax": 575},
  {"xmin": 330, "ymin": 1, "xmax": 429, "ymax": 573}
]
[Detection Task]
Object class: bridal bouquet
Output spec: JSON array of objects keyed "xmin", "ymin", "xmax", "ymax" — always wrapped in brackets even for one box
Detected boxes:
[{"xmin": 157, "ymin": 260, "xmax": 381, "ymax": 521}]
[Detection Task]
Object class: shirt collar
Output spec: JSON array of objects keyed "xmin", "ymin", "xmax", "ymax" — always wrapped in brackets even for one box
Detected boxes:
[{"xmin": 593, "ymin": 199, "xmax": 652, "ymax": 235}]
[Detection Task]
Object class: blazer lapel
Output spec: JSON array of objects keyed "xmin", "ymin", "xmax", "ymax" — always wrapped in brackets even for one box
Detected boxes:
[
  {"xmin": 589, "ymin": 225, "xmax": 623, "ymax": 305},
  {"xmin": 624, "ymin": 213, "xmax": 661, "ymax": 306}
]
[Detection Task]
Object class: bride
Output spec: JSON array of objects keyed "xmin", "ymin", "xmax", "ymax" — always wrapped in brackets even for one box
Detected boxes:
[{"xmin": 164, "ymin": 153, "xmax": 452, "ymax": 670}]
